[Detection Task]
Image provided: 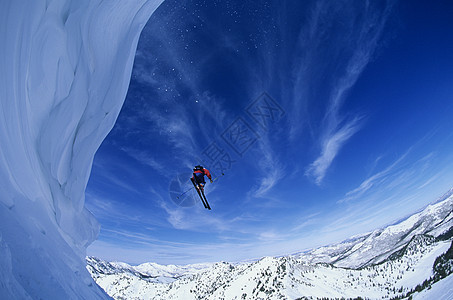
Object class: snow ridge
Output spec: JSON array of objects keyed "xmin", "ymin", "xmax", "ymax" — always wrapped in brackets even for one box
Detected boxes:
[
  {"xmin": 87, "ymin": 257, "xmax": 213, "ymax": 284},
  {"xmin": 301, "ymin": 194, "xmax": 453, "ymax": 268},
  {"xmin": 0, "ymin": 0, "xmax": 163, "ymax": 298}
]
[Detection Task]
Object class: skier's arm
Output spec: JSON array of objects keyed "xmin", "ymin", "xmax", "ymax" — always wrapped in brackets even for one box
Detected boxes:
[{"xmin": 204, "ymin": 169, "xmax": 212, "ymax": 181}]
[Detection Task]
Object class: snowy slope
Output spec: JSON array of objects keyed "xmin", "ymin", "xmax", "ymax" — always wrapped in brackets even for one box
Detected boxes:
[
  {"xmin": 88, "ymin": 194, "xmax": 453, "ymax": 299},
  {"xmin": 412, "ymin": 274, "xmax": 453, "ymax": 300},
  {"xmin": 0, "ymin": 0, "xmax": 163, "ymax": 298},
  {"xmin": 300, "ymin": 192, "xmax": 453, "ymax": 268},
  {"xmin": 89, "ymin": 240, "xmax": 452, "ymax": 299}
]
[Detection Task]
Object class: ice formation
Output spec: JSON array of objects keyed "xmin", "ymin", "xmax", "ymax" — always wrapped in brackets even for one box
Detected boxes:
[{"xmin": 0, "ymin": 0, "xmax": 163, "ymax": 298}]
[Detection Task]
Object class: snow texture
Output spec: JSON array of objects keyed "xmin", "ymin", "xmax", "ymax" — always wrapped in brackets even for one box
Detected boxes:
[
  {"xmin": 89, "ymin": 241, "xmax": 452, "ymax": 299},
  {"xmin": 412, "ymin": 273, "xmax": 453, "ymax": 300},
  {"xmin": 0, "ymin": 0, "xmax": 163, "ymax": 298}
]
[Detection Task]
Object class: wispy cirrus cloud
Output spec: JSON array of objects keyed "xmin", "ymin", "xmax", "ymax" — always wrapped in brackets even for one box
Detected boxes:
[
  {"xmin": 128, "ymin": 17, "xmax": 231, "ymax": 169},
  {"xmin": 90, "ymin": 158, "xmax": 145, "ymax": 195},
  {"xmin": 339, "ymin": 128, "xmax": 444, "ymax": 205},
  {"xmin": 88, "ymin": 236, "xmax": 258, "ymax": 265},
  {"xmin": 333, "ymin": 149, "xmax": 452, "ymax": 234},
  {"xmin": 297, "ymin": 1, "xmax": 395, "ymax": 185},
  {"xmin": 86, "ymin": 190, "xmax": 168, "ymax": 227},
  {"xmin": 159, "ymin": 200, "xmax": 229, "ymax": 232},
  {"xmin": 248, "ymin": 136, "xmax": 284, "ymax": 198},
  {"xmin": 305, "ymin": 116, "xmax": 363, "ymax": 185},
  {"xmin": 339, "ymin": 147, "xmax": 413, "ymax": 203},
  {"xmin": 120, "ymin": 146, "xmax": 166, "ymax": 173}
]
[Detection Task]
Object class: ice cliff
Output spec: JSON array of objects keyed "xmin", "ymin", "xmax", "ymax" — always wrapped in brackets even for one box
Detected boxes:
[{"xmin": 0, "ymin": 0, "xmax": 163, "ymax": 298}]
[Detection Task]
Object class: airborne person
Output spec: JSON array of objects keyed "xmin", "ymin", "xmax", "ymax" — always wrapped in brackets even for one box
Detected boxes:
[
  {"xmin": 191, "ymin": 165, "xmax": 213, "ymax": 191},
  {"xmin": 191, "ymin": 165, "xmax": 212, "ymax": 210}
]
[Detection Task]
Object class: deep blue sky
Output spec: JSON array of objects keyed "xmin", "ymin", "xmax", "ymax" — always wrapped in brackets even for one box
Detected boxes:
[{"xmin": 86, "ymin": 0, "xmax": 453, "ymax": 265}]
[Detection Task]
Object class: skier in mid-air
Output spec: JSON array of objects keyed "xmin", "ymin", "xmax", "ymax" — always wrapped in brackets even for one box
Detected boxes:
[
  {"xmin": 191, "ymin": 165, "xmax": 212, "ymax": 190},
  {"xmin": 191, "ymin": 165, "xmax": 212, "ymax": 209}
]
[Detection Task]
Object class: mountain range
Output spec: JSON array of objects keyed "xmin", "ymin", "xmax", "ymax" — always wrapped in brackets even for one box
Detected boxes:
[{"xmin": 87, "ymin": 190, "xmax": 453, "ymax": 299}]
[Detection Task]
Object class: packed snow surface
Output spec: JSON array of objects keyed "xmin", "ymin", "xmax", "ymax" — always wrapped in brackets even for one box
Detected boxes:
[{"xmin": 0, "ymin": 0, "xmax": 163, "ymax": 298}]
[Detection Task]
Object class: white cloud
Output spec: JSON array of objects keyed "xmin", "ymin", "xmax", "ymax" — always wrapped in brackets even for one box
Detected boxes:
[
  {"xmin": 159, "ymin": 200, "xmax": 229, "ymax": 232},
  {"xmin": 120, "ymin": 146, "xmax": 165, "ymax": 173},
  {"xmin": 339, "ymin": 148, "xmax": 412, "ymax": 203},
  {"xmin": 300, "ymin": 1, "xmax": 395, "ymax": 184},
  {"xmin": 258, "ymin": 231, "xmax": 284, "ymax": 241},
  {"xmin": 306, "ymin": 117, "xmax": 363, "ymax": 185},
  {"xmin": 249, "ymin": 137, "xmax": 283, "ymax": 198}
]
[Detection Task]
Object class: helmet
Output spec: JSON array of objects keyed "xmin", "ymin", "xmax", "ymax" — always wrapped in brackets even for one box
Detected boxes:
[{"xmin": 194, "ymin": 165, "xmax": 203, "ymax": 170}]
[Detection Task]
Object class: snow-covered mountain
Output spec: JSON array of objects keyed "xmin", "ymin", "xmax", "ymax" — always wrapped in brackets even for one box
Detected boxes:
[
  {"xmin": 87, "ymin": 257, "xmax": 213, "ymax": 284},
  {"xmin": 301, "ymin": 189, "xmax": 453, "ymax": 268},
  {"xmin": 88, "ymin": 193, "xmax": 453, "ymax": 299}
]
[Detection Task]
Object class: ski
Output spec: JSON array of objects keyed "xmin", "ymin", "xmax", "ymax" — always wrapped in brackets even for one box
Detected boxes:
[
  {"xmin": 191, "ymin": 179, "xmax": 209, "ymax": 209},
  {"xmin": 200, "ymin": 189, "xmax": 211, "ymax": 210}
]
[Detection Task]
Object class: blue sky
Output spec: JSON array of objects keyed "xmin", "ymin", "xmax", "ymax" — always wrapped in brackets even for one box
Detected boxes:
[{"xmin": 86, "ymin": 0, "xmax": 453, "ymax": 265}]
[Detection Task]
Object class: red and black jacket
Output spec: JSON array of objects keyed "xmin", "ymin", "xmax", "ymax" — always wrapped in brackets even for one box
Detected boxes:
[{"xmin": 192, "ymin": 168, "xmax": 212, "ymax": 181}]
